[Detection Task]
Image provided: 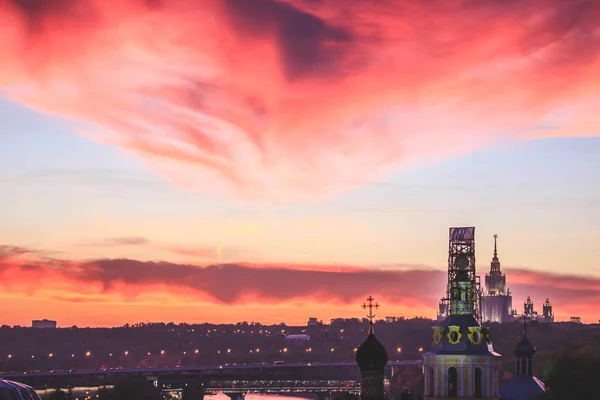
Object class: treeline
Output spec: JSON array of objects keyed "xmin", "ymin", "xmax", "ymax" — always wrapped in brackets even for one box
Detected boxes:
[{"xmin": 1, "ymin": 319, "xmax": 598, "ymax": 382}]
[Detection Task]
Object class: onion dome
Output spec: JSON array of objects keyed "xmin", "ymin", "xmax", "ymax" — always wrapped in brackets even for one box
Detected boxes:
[
  {"xmin": 515, "ymin": 332, "xmax": 536, "ymax": 357},
  {"xmin": 356, "ymin": 324, "xmax": 388, "ymax": 371}
]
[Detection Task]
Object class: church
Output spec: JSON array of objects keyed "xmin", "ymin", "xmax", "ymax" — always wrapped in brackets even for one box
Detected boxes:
[
  {"xmin": 355, "ymin": 227, "xmax": 547, "ymax": 400},
  {"xmin": 423, "ymin": 227, "xmax": 501, "ymax": 399}
]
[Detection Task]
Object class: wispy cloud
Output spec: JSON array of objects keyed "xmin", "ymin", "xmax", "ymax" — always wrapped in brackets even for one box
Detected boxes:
[
  {"xmin": 73, "ymin": 237, "xmax": 227, "ymax": 260},
  {"xmin": 77, "ymin": 237, "xmax": 151, "ymax": 247},
  {"xmin": 1, "ymin": 0, "xmax": 598, "ymax": 201}
]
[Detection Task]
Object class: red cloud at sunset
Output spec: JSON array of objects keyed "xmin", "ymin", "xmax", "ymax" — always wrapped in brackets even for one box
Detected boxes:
[
  {"xmin": 1, "ymin": 245, "xmax": 599, "ymax": 326},
  {"xmin": 1, "ymin": 0, "xmax": 599, "ymax": 201}
]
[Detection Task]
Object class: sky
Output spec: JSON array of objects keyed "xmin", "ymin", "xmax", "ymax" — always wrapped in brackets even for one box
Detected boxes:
[{"xmin": 0, "ymin": 0, "xmax": 599, "ymax": 327}]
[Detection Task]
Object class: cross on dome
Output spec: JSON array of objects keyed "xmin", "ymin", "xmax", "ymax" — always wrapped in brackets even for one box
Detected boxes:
[
  {"xmin": 362, "ymin": 296, "xmax": 380, "ymax": 324},
  {"xmin": 519, "ymin": 315, "xmax": 531, "ymax": 336}
]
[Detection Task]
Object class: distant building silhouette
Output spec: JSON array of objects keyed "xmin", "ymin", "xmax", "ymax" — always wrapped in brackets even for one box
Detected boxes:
[
  {"xmin": 519, "ymin": 297, "xmax": 554, "ymax": 323},
  {"xmin": 480, "ymin": 235, "xmax": 513, "ymax": 323},
  {"xmin": 542, "ymin": 298, "xmax": 554, "ymax": 322},
  {"xmin": 499, "ymin": 319, "xmax": 546, "ymax": 400},
  {"xmin": 355, "ymin": 296, "xmax": 388, "ymax": 400},
  {"xmin": 32, "ymin": 319, "xmax": 57, "ymax": 329},
  {"xmin": 523, "ymin": 297, "xmax": 535, "ymax": 318},
  {"xmin": 425, "ymin": 227, "xmax": 501, "ymax": 399}
]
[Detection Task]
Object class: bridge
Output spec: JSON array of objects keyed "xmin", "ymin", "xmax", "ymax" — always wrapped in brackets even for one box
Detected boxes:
[{"xmin": 1, "ymin": 361, "xmax": 422, "ymax": 391}]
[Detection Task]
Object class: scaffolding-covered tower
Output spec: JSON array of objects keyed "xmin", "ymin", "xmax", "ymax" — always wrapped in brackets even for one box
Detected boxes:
[
  {"xmin": 423, "ymin": 227, "xmax": 501, "ymax": 399},
  {"xmin": 442, "ymin": 227, "xmax": 482, "ymax": 319}
]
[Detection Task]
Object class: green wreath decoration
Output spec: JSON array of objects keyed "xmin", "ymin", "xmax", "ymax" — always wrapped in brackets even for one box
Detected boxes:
[
  {"xmin": 432, "ymin": 326, "xmax": 445, "ymax": 344},
  {"xmin": 447, "ymin": 326, "xmax": 462, "ymax": 345},
  {"xmin": 467, "ymin": 327, "xmax": 483, "ymax": 344}
]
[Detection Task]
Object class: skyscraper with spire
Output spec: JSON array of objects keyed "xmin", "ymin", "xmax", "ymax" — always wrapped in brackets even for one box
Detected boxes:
[{"xmin": 480, "ymin": 234, "xmax": 513, "ymax": 323}]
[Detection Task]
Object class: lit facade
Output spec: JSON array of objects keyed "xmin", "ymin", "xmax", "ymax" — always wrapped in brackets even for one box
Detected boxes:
[
  {"xmin": 480, "ymin": 295, "xmax": 512, "ymax": 324},
  {"xmin": 424, "ymin": 227, "xmax": 501, "ymax": 399},
  {"xmin": 480, "ymin": 235, "xmax": 513, "ymax": 323}
]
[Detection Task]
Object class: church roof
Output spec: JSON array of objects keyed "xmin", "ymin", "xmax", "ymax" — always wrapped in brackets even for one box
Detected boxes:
[
  {"xmin": 0, "ymin": 379, "xmax": 41, "ymax": 399},
  {"xmin": 424, "ymin": 314, "xmax": 501, "ymax": 357},
  {"xmin": 355, "ymin": 324, "xmax": 388, "ymax": 371},
  {"xmin": 499, "ymin": 375, "xmax": 546, "ymax": 400},
  {"xmin": 515, "ymin": 334, "xmax": 536, "ymax": 357}
]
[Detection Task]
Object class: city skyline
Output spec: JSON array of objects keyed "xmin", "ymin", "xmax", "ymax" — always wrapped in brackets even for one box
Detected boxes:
[{"xmin": 1, "ymin": 0, "xmax": 600, "ymax": 327}]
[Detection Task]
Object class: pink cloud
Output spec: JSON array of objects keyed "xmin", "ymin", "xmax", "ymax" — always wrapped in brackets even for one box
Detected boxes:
[
  {"xmin": 1, "ymin": 246, "xmax": 599, "ymax": 323},
  {"xmin": 0, "ymin": 0, "xmax": 598, "ymax": 201}
]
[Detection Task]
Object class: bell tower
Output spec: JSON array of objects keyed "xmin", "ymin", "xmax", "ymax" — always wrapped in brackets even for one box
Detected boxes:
[
  {"xmin": 423, "ymin": 227, "xmax": 501, "ymax": 399},
  {"xmin": 446, "ymin": 227, "xmax": 479, "ymax": 316}
]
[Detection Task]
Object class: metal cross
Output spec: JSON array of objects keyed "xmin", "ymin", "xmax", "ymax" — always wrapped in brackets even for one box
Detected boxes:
[{"xmin": 362, "ymin": 296, "xmax": 380, "ymax": 323}]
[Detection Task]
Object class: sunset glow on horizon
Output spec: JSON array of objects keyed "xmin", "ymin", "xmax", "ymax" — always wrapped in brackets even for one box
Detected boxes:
[{"xmin": 1, "ymin": 0, "xmax": 600, "ymax": 327}]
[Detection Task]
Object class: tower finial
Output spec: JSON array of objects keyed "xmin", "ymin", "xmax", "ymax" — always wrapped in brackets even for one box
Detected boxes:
[
  {"xmin": 519, "ymin": 315, "xmax": 530, "ymax": 337},
  {"xmin": 493, "ymin": 234, "xmax": 498, "ymax": 258},
  {"xmin": 362, "ymin": 296, "xmax": 379, "ymax": 332}
]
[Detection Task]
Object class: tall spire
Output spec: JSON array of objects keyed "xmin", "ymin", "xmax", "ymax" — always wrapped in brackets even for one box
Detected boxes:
[
  {"xmin": 493, "ymin": 234, "xmax": 498, "ymax": 259},
  {"xmin": 520, "ymin": 315, "xmax": 530, "ymax": 337}
]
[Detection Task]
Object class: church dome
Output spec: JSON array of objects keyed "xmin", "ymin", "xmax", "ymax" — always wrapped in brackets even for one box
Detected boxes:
[
  {"xmin": 515, "ymin": 333, "xmax": 536, "ymax": 357},
  {"xmin": 355, "ymin": 325, "xmax": 388, "ymax": 371}
]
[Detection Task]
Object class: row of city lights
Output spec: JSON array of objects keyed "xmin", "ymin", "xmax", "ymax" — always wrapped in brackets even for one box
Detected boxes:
[{"xmin": 5, "ymin": 346, "xmax": 424, "ymax": 359}]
